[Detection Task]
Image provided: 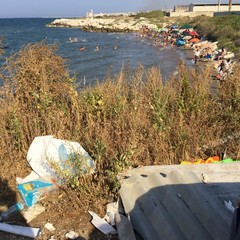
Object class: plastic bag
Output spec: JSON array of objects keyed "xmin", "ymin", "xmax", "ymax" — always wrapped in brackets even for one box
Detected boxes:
[{"xmin": 17, "ymin": 176, "xmax": 58, "ymax": 207}]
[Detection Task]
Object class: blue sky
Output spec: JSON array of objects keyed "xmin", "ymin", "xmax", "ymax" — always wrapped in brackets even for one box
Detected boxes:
[{"xmin": 0, "ymin": 0, "xmax": 238, "ymax": 18}]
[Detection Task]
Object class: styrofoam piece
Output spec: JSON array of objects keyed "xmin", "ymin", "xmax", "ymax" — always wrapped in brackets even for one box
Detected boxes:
[{"xmin": 88, "ymin": 211, "xmax": 117, "ymax": 235}]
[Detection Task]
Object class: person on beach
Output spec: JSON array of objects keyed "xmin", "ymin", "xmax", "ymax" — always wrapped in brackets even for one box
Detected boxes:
[
  {"xmin": 217, "ymin": 48, "xmax": 226, "ymax": 60},
  {"xmin": 194, "ymin": 47, "xmax": 201, "ymax": 65},
  {"xmin": 217, "ymin": 58, "xmax": 231, "ymax": 80},
  {"xmin": 170, "ymin": 40, "xmax": 176, "ymax": 51},
  {"xmin": 206, "ymin": 47, "xmax": 213, "ymax": 62}
]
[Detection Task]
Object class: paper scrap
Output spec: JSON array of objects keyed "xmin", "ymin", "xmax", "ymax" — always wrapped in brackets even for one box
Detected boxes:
[{"xmin": 88, "ymin": 210, "xmax": 117, "ymax": 235}]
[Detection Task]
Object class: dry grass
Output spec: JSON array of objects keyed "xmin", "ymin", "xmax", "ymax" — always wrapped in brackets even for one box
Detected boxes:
[{"xmin": 0, "ymin": 42, "xmax": 240, "ymax": 205}]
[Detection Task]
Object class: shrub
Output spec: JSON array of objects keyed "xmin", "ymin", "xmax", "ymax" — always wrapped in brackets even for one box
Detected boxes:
[{"xmin": 1, "ymin": 42, "xmax": 240, "ymax": 206}]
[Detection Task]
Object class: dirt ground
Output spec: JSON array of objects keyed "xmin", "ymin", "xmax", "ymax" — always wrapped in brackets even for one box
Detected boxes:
[
  {"xmin": 0, "ymin": 166, "xmax": 119, "ymax": 240},
  {"xmin": 0, "ymin": 190, "xmax": 119, "ymax": 240}
]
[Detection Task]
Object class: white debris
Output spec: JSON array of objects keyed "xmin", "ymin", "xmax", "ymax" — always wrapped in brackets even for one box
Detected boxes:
[
  {"xmin": 89, "ymin": 210, "xmax": 117, "ymax": 235},
  {"xmin": 104, "ymin": 202, "xmax": 119, "ymax": 226},
  {"xmin": 48, "ymin": 236, "xmax": 57, "ymax": 240},
  {"xmin": 44, "ymin": 222, "xmax": 56, "ymax": 232},
  {"xmin": 224, "ymin": 200, "xmax": 235, "ymax": 213},
  {"xmin": 65, "ymin": 230, "xmax": 79, "ymax": 239},
  {"xmin": 0, "ymin": 223, "xmax": 41, "ymax": 238},
  {"xmin": 23, "ymin": 204, "xmax": 46, "ymax": 223},
  {"xmin": 201, "ymin": 173, "xmax": 209, "ymax": 184}
]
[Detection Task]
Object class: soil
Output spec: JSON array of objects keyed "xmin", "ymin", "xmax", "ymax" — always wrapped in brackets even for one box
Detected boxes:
[
  {"xmin": 0, "ymin": 166, "xmax": 119, "ymax": 240},
  {"xmin": 0, "ymin": 191, "xmax": 119, "ymax": 240}
]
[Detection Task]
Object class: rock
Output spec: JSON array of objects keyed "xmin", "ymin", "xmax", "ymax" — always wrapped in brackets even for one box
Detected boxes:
[{"xmin": 47, "ymin": 16, "xmax": 159, "ymax": 33}]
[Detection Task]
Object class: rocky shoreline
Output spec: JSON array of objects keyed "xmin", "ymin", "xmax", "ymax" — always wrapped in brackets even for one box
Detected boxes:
[{"xmin": 47, "ymin": 15, "xmax": 161, "ymax": 32}]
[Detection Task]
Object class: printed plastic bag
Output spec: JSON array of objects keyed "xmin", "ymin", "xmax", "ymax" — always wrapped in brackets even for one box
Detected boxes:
[{"xmin": 17, "ymin": 176, "xmax": 58, "ymax": 207}]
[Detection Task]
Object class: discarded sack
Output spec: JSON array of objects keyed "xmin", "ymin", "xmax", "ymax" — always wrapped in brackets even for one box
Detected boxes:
[{"xmin": 26, "ymin": 135, "xmax": 95, "ymax": 179}]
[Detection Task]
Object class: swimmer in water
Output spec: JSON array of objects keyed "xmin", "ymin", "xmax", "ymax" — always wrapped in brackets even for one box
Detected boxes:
[{"xmin": 95, "ymin": 46, "xmax": 100, "ymax": 51}]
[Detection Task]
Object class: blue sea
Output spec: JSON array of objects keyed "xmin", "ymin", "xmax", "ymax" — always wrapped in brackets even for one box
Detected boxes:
[{"xmin": 0, "ymin": 18, "xmax": 187, "ymax": 87}]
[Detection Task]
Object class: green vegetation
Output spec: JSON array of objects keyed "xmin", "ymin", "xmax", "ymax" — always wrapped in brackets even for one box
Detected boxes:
[
  {"xmin": 0, "ymin": 36, "xmax": 5, "ymax": 55},
  {"xmin": 133, "ymin": 10, "xmax": 165, "ymax": 19},
  {"xmin": 1, "ymin": 42, "xmax": 240, "ymax": 207},
  {"xmin": 189, "ymin": 15, "xmax": 240, "ymax": 58}
]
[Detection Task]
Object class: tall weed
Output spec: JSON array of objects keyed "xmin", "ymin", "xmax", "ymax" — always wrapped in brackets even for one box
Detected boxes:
[{"xmin": 1, "ymin": 42, "xmax": 240, "ymax": 205}]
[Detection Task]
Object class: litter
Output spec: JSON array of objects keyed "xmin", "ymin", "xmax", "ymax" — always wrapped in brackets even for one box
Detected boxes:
[
  {"xmin": 0, "ymin": 222, "xmax": 41, "ymax": 238},
  {"xmin": 17, "ymin": 176, "xmax": 58, "ymax": 207},
  {"xmin": 104, "ymin": 202, "xmax": 119, "ymax": 226},
  {"xmin": 44, "ymin": 222, "xmax": 56, "ymax": 232},
  {"xmin": 224, "ymin": 200, "xmax": 235, "ymax": 213},
  {"xmin": 201, "ymin": 173, "xmax": 209, "ymax": 184},
  {"xmin": 26, "ymin": 135, "xmax": 95, "ymax": 179},
  {"xmin": 23, "ymin": 204, "xmax": 46, "ymax": 223},
  {"xmin": 65, "ymin": 230, "xmax": 79, "ymax": 239},
  {"xmin": 0, "ymin": 201, "xmax": 25, "ymax": 221},
  {"xmin": 88, "ymin": 210, "xmax": 117, "ymax": 235},
  {"xmin": 15, "ymin": 135, "xmax": 95, "ymax": 209}
]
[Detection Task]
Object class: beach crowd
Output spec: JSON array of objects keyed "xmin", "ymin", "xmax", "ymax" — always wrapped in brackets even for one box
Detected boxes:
[{"xmin": 136, "ymin": 23, "xmax": 235, "ymax": 81}]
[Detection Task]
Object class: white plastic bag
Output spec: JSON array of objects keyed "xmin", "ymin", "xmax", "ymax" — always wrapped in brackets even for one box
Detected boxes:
[{"xmin": 27, "ymin": 135, "xmax": 94, "ymax": 179}]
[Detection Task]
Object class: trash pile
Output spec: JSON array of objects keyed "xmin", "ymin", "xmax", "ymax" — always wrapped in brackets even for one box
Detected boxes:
[
  {"xmin": 0, "ymin": 135, "xmax": 95, "ymax": 239},
  {"xmin": 181, "ymin": 156, "xmax": 240, "ymax": 165}
]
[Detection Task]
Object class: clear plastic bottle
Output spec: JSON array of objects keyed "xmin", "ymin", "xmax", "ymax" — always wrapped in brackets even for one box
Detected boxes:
[{"xmin": 0, "ymin": 201, "xmax": 25, "ymax": 221}]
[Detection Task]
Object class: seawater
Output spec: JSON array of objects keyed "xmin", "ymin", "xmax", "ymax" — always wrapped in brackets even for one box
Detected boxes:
[{"xmin": 0, "ymin": 18, "xmax": 187, "ymax": 87}]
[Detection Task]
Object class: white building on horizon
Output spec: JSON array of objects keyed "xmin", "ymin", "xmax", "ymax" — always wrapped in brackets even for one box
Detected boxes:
[{"xmin": 169, "ymin": 2, "xmax": 240, "ymax": 17}]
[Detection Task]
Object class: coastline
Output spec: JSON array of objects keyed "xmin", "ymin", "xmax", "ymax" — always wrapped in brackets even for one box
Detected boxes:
[
  {"xmin": 46, "ymin": 15, "xmax": 225, "ymax": 80},
  {"xmin": 46, "ymin": 14, "xmax": 235, "ymax": 82},
  {"xmin": 46, "ymin": 15, "xmax": 163, "ymax": 32}
]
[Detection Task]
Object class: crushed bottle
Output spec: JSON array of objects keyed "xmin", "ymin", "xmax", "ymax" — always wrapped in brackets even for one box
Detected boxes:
[{"xmin": 0, "ymin": 201, "xmax": 25, "ymax": 221}]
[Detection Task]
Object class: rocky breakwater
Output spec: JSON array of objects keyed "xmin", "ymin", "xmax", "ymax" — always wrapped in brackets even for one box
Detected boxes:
[{"xmin": 47, "ymin": 15, "xmax": 159, "ymax": 32}]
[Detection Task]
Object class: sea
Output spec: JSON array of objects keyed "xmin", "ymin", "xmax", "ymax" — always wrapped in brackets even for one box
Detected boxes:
[{"xmin": 0, "ymin": 18, "xmax": 189, "ymax": 87}]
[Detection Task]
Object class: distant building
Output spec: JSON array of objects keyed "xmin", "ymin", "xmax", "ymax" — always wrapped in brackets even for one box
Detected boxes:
[
  {"xmin": 189, "ymin": 3, "xmax": 240, "ymax": 12},
  {"xmin": 174, "ymin": 5, "xmax": 190, "ymax": 12},
  {"xmin": 169, "ymin": 3, "xmax": 240, "ymax": 17},
  {"xmin": 86, "ymin": 9, "xmax": 94, "ymax": 18}
]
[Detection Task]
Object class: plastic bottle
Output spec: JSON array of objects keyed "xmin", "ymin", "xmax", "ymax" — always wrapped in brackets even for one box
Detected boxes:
[{"xmin": 0, "ymin": 201, "xmax": 25, "ymax": 221}]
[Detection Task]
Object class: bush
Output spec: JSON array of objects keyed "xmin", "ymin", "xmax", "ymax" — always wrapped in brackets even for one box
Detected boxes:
[
  {"xmin": 1, "ymin": 43, "xmax": 240, "ymax": 206},
  {"xmin": 134, "ymin": 10, "xmax": 165, "ymax": 19}
]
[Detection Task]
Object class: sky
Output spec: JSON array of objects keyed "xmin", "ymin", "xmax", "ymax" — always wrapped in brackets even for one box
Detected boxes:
[{"xmin": 0, "ymin": 0, "xmax": 238, "ymax": 18}]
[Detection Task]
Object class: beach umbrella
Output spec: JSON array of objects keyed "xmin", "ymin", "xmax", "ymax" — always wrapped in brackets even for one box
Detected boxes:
[
  {"xmin": 176, "ymin": 39, "xmax": 185, "ymax": 46},
  {"xmin": 189, "ymin": 31, "xmax": 198, "ymax": 36},
  {"xmin": 180, "ymin": 23, "xmax": 192, "ymax": 30},
  {"xmin": 189, "ymin": 38, "xmax": 200, "ymax": 43},
  {"xmin": 183, "ymin": 35, "xmax": 192, "ymax": 40},
  {"xmin": 171, "ymin": 25, "xmax": 178, "ymax": 29}
]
